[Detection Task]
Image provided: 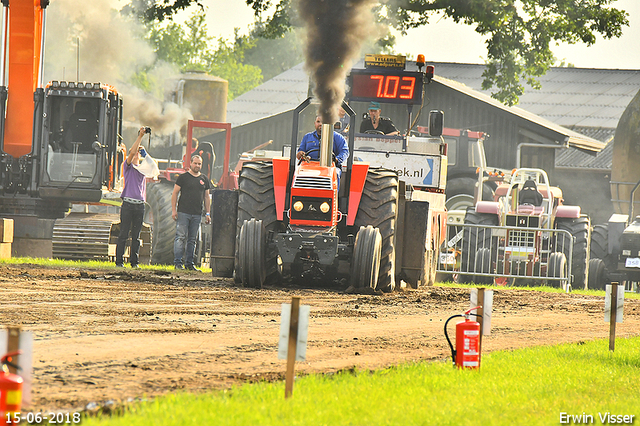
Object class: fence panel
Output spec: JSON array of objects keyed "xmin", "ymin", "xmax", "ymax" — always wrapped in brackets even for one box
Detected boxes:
[{"xmin": 437, "ymin": 223, "xmax": 574, "ymax": 291}]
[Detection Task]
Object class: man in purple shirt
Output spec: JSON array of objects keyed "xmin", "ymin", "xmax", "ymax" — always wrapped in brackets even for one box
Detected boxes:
[{"xmin": 115, "ymin": 127, "xmax": 147, "ymax": 268}]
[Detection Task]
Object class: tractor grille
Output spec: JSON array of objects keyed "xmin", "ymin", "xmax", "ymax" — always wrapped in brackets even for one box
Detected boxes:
[
  {"xmin": 508, "ymin": 230, "xmax": 535, "ymax": 247},
  {"xmin": 293, "ymin": 176, "xmax": 333, "ymax": 190}
]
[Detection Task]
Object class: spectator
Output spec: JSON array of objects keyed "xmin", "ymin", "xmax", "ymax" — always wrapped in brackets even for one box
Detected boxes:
[
  {"xmin": 115, "ymin": 127, "xmax": 147, "ymax": 268},
  {"xmin": 171, "ymin": 155, "xmax": 212, "ymax": 271},
  {"xmin": 359, "ymin": 101, "xmax": 399, "ymax": 135}
]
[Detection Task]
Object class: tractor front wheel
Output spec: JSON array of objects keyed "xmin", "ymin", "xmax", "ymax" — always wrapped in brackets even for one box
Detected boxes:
[
  {"xmin": 238, "ymin": 218, "xmax": 267, "ymax": 288},
  {"xmin": 353, "ymin": 168, "xmax": 398, "ymax": 292},
  {"xmin": 548, "ymin": 252, "xmax": 568, "ymax": 288},
  {"xmin": 351, "ymin": 225, "xmax": 382, "ymax": 290}
]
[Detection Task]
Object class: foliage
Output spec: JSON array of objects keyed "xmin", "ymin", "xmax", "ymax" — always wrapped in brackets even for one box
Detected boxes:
[
  {"xmin": 138, "ymin": 0, "xmax": 628, "ymax": 106},
  {"xmin": 241, "ymin": 28, "xmax": 304, "ymax": 82},
  {"xmin": 208, "ymin": 34, "xmax": 264, "ymax": 100},
  {"xmin": 83, "ymin": 337, "xmax": 640, "ymax": 425},
  {"xmin": 135, "ymin": 10, "xmax": 263, "ymax": 101}
]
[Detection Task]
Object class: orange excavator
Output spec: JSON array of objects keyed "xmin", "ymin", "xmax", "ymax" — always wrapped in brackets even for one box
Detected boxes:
[{"xmin": 0, "ymin": 0, "xmax": 122, "ymax": 256}]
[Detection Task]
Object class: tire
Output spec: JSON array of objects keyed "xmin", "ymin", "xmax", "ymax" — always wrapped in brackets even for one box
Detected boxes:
[
  {"xmin": 460, "ymin": 207, "xmax": 499, "ymax": 283},
  {"xmin": 236, "ymin": 162, "xmax": 284, "ymax": 283},
  {"xmin": 351, "ymin": 226, "xmax": 382, "ymax": 289},
  {"xmin": 474, "ymin": 248, "xmax": 493, "ymax": 284},
  {"xmin": 147, "ymin": 182, "xmax": 176, "ymax": 265},
  {"xmin": 587, "ymin": 258, "xmax": 606, "ymax": 290},
  {"xmin": 353, "ymin": 168, "xmax": 398, "ymax": 292},
  {"xmin": 590, "ymin": 224, "xmax": 616, "ymax": 272},
  {"xmin": 238, "ymin": 219, "xmax": 267, "ymax": 288},
  {"xmin": 446, "ymin": 177, "xmax": 494, "ymax": 211},
  {"xmin": 548, "ymin": 252, "xmax": 567, "ymax": 288},
  {"xmin": 555, "ymin": 216, "xmax": 590, "ymax": 290}
]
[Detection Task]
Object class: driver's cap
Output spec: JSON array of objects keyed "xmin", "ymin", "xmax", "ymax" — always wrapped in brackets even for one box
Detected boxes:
[{"xmin": 368, "ymin": 101, "xmax": 381, "ymax": 111}]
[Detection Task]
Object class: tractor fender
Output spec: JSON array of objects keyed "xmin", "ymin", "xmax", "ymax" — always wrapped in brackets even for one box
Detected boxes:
[
  {"xmin": 556, "ymin": 205, "xmax": 581, "ymax": 218},
  {"xmin": 347, "ymin": 162, "xmax": 370, "ymax": 226},
  {"xmin": 475, "ymin": 200, "xmax": 502, "ymax": 216},
  {"xmin": 273, "ymin": 157, "xmax": 290, "ymax": 221}
]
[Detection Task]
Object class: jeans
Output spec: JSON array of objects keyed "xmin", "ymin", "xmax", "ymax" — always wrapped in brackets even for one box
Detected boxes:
[
  {"xmin": 174, "ymin": 212, "xmax": 202, "ymax": 267},
  {"xmin": 115, "ymin": 201, "xmax": 145, "ymax": 266}
]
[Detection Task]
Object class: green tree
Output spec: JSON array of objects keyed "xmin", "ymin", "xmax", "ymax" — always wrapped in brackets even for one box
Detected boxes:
[
  {"xmin": 208, "ymin": 34, "xmax": 263, "ymax": 99},
  {"xmin": 141, "ymin": 11, "xmax": 263, "ymax": 100},
  {"xmin": 138, "ymin": 0, "xmax": 628, "ymax": 106}
]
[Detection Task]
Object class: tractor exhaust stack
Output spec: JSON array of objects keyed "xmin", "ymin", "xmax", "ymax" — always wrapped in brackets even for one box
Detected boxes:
[{"xmin": 319, "ymin": 123, "xmax": 333, "ymax": 167}]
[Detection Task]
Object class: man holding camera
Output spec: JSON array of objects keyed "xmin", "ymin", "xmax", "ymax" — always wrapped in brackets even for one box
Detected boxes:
[
  {"xmin": 171, "ymin": 154, "xmax": 212, "ymax": 271},
  {"xmin": 115, "ymin": 127, "xmax": 148, "ymax": 268}
]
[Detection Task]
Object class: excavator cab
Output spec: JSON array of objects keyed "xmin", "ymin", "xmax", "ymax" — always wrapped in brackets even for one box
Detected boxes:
[{"xmin": 37, "ymin": 82, "xmax": 122, "ymax": 203}]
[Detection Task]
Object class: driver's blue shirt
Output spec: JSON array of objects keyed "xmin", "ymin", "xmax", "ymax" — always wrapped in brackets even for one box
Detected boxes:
[{"xmin": 298, "ymin": 130, "xmax": 349, "ymax": 166}]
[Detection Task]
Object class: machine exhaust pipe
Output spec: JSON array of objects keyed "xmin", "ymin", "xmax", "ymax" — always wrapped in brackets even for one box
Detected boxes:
[{"xmin": 319, "ymin": 123, "xmax": 333, "ymax": 167}]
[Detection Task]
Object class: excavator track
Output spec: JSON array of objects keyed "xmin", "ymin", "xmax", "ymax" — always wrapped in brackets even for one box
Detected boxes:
[
  {"xmin": 52, "ymin": 212, "xmax": 151, "ymax": 262},
  {"xmin": 52, "ymin": 213, "xmax": 120, "ymax": 260}
]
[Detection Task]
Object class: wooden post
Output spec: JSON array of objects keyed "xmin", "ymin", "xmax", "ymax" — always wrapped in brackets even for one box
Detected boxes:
[
  {"xmin": 7, "ymin": 326, "xmax": 21, "ymax": 374},
  {"xmin": 285, "ymin": 297, "xmax": 300, "ymax": 399},
  {"xmin": 609, "ymin": 282, "xmax": 618, "ymax": 352}
]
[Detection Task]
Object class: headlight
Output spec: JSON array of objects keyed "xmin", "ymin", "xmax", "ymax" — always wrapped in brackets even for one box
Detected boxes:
[
  {"xmin": 293, "ymin": 201, "xmax": 303, "ymax": 212},
  {"xmin": 320, "ymin": 202, "xmax": 330, "ymax": 213}
]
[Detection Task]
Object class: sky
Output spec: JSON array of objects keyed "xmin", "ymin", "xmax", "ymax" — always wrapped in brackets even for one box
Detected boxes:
[{"xmin": 189, "ymin": 0, "xmax": 640, "ymax": 70}]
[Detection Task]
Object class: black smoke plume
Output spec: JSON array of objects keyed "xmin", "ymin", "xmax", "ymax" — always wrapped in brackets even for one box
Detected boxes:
[{"xmin": 297, "ymin": 0, "xmax": 377, "ymax": 124}]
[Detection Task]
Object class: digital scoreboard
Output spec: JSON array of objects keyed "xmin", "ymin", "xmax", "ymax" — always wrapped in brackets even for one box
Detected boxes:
[{"xmin": 347, "ymin": 69, "xmax": 424, "ymax": 105}]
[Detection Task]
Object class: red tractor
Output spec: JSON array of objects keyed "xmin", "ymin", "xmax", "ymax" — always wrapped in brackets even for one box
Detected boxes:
[{"xmin": 211, "ymin": 98, "xmax": 447, "ymax": 291}]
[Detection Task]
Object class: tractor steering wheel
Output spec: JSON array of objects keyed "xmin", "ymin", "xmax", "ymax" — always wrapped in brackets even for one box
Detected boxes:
[{"xmin": 297, "ymin": 148, "xmax": 338, "ymax": 166}]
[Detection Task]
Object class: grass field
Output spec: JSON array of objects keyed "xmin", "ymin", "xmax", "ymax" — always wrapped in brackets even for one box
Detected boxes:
[{"xmin": 82, "ymin": 337, "xmax": 640, "ymax": 426}]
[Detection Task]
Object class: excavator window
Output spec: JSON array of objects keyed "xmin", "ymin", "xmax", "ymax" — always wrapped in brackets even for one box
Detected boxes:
[{"xmin": 63, "ymin": 100, "xmax": 99, "ymax": 154}]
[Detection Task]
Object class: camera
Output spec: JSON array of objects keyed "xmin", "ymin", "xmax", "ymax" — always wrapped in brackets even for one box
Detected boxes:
[{"xmin": 144, "ymin": 127, "xmax": 151, "ymax": 134}]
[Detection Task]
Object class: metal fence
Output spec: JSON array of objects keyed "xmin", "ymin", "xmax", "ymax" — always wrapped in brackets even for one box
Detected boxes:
[{"xmin": 437, "ymin": 223, "xmax": 574, "ymax": 291}]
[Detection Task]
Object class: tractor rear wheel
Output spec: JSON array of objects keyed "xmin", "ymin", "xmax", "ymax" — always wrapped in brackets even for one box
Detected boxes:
[
  {"xmin": 147, "ymin": 182, "xmax": 176, "ymax": 265},
  {"xmin": 587, "ymin": 258, "xmax": 606, "ymax": 290},
  {"xmin": 589, "ymin": 224, "xmax": 614, "ymax": 285},
  {"xmin": 446, "ymin": 177, "xmax": 494, "ymax": 211},
  {"xmin": 555, "ymin": 216, "xmax": 590, "ymax": 290},
  {"xmin": 353, "ymin": 168, "xmax": 399, "ymax": 292},
  {"xmin": 237, "ymin": 162, "xmax": 284, "ymax": 284},
  {"xmin": 351, "ymin": 226, "xmax": 382, "ymax": 290},
  {"xmin": 460, "ymin": 207, "xmax": 498, "ymax": 283},
  {"xmin": 238, "ymin": 219, "xmax": 267, "ymax": 288},
  {"xmin": 474, "ymin": 248, "xmax": 493, "ymax": 284}
]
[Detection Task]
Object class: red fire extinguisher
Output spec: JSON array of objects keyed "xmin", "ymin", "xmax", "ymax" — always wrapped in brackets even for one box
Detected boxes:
[
  {"xmin": 0, "ymin": 351, "xmax": 23, "ymax": 426},
  {"xmin": 444, "ymin": 307, "xmax": 481, "ymax": 369}
]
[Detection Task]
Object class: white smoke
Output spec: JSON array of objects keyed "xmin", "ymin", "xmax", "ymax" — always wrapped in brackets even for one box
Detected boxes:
[{"xmin": 44, "ymin": 0, "xmax": 192, "ymax": 135}]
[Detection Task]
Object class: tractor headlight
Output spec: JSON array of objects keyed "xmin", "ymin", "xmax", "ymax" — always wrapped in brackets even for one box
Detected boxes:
[
  {"xmin": 320, "ymin": 202, "xmax": 330, "ymax": 213},
  {"xmin": 293, "ymin": 201, "xmax": 304, "ymax": 212}
]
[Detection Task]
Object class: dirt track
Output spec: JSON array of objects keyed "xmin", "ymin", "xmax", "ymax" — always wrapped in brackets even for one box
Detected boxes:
[{"xmin": 1, "ymin": 264, "xmax": 639, "ymax": 412}]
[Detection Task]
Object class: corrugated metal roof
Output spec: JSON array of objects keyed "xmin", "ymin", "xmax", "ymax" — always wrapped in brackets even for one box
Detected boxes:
[
  {"xmin": 227, "ymin": 62, "xmax": 640, "ymax": 131},
  {"xmin": 225, "ymin": 63, "xmax": 309, "ymax": 127},
  {"xmin": 556, "ymin": 140, "xmax": 614, "ymax": 170},
  {"xmin": 436, "ymin": 63, "xmax": 640, "ymax": 129},
  {"xmin": 432, "ymin": 76, "xmax": 604, "ymax": 152},
  {"xmin": 225, "ymin": 61, "xmax": 639, "ymax": 168}
]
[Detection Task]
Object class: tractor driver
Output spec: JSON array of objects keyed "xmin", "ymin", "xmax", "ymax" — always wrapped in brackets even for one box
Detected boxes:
[
  {"xmin": 359, "ymin": 101, "xmax": 399, "ymax": 136},
  {"xmin": 297, "ymin": 115, "xmax": 349, "ymax": 172}
]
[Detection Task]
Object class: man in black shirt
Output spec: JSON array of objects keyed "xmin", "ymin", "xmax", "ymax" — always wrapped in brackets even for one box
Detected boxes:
[
  {"xmin": 359, "ymin": 101, "xmax": 399, "ymax": 135},
  {"xmin": 171, "ymin": 155, "xmax": 212, "ymax": 271}
]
